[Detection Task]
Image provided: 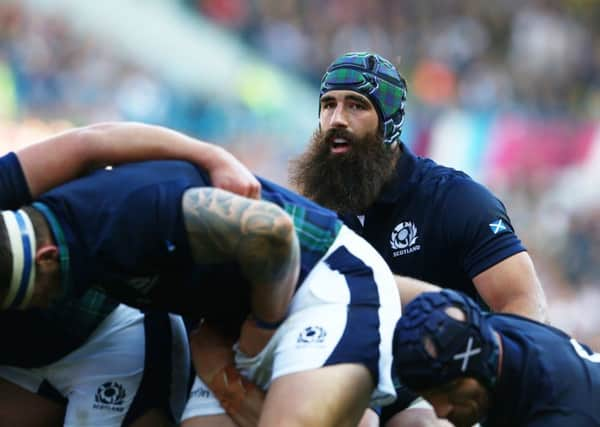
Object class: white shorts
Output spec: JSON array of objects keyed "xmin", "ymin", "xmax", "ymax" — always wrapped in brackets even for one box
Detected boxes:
[
  {"xmin": 0, "ymin": 304, "xmax": 191, "ymax": 427},
  {"xmin": 182, "ymin": 225, "xmax": 402, "ymax": 420}
]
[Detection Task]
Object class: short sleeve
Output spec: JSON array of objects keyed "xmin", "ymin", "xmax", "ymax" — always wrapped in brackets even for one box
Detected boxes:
[
  {"xmin": 0, "ymin": 152, "xmax": 32, "ymax": 209},
  {"xmin": 437, "ymin": 177, "xmax": 525, "ymax": 278}
]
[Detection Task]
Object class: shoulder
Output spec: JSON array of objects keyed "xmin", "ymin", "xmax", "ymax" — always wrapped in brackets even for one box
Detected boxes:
[{"xmin": 416, "ymin": 164, "xmax": 502, "ymax": 211}]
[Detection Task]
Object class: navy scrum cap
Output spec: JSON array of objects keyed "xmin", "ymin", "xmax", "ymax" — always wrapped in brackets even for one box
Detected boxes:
[
  {"xmin": 393, "ymin": 290, "xmax": 500, "ymax": 391},
  {"xmin": 319, "ymin": 52, "xmax": 408, "ymax": 145}
]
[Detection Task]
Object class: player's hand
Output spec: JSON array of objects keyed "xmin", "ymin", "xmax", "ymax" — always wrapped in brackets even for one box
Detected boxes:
[
  {"xmin": 189, "ymin": 321, "xmax": 235, "ymax": 385},
  {"xmin": 237, "ymin": 316, "xmax": 279, "ymax": 358},
  {"xmin": 208, "ymin": 146, "xmax": 261, "ymax": 199},
  {"xmin": 190, "ymin": 322, "xmax": 264, "ymax": 427}
]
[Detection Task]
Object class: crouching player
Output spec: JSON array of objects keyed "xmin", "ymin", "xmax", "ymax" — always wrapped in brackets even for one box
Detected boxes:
[{"xmin": 393, "ymin": 289, "xmax": 600, "ymax": 427}]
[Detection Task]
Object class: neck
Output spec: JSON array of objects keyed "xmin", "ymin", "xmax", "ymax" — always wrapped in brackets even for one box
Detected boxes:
[{"xmin": 24, "ymin": 206, "xmax": 55, "ymax": 247}]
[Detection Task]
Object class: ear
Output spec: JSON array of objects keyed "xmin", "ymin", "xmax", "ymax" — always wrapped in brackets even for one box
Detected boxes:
[{"xmin": 35, "ymin": 245, "xmax": 59, "ymax": 270}]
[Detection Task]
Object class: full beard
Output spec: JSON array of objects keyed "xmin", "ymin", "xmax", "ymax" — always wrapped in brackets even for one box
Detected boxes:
[{"xmin": 289, "ymin": 128, "xmax": 399, "ymax": 214}]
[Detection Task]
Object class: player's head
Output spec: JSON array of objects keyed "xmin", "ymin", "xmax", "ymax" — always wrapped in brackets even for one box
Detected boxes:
[
  {"xmin": 392, "ymin": 290, "xmax": 499, "ymax": 426},
  {"xmin": 289, "ymin": 52, "xmax": 405, "ymax": 214},
  {"xmin": 319, "ymin": 51, "xmax": 407, "ymax": 146},
  {"xmin": 0, "ymin": 207, "xmax": 59, "ymax": 310}
]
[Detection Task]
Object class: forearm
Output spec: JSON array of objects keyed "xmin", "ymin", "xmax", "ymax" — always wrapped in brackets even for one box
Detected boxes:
[
  {"xmin": 242, "ymin": 229, "xmax": 300, "ymax": 325},
  {"xmin": 493, "ymin": 293, "xmax": 548, "ymax": 323},
  {"xmin": 395, "ymin": 276, "xmax": 441, "ymax": 310},
  {"xmin": 16, "ymin": 122, "xmax": 244, "ymax": 197},
  {"xmin": 190, "ymin": 323, "xmax": 265, "ymax": 427}
]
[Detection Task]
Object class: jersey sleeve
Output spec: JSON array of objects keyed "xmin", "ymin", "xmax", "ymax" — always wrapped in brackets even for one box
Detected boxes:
[
  {"xmin": 0, "ymin": 152, "xmax": 32, "ymax": 209},
  {"xmin": 437, "ymin": 177, "xmax": 526, "ymax": 278}
]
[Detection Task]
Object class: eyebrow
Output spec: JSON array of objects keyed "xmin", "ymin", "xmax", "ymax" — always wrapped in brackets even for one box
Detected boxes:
[{"xmin": 320, "ymin": 94, "xmax": 372, "ymax": 107}]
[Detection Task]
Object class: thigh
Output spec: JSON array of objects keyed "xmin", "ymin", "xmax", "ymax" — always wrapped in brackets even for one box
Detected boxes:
[
  {"xmin": 181, "ymin": 414, "xmax": 237, "ymax": 427},
  {"xmin": 260, "ymin": 363, "xmax": 373, "ymax": 427},
  {"xmin": 384, "ymin": 397, "xmax": 449, "ymax": 427},
  {"xmin": 0, "ymin": 377, "xmax": 65, "ymax": 427}
]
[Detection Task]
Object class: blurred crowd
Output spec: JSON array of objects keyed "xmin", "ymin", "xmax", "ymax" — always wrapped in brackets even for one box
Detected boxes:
[
  {"xmin": 188, "ymin": 0, "xmax": 600, "ymax": 116},
  {"xmin": 0, "ymin": 2, "xmax": 281, "ymax": 148},
  {"xmin": 1, "ymin": 0, "xmax": 600, "ymax": 347}
]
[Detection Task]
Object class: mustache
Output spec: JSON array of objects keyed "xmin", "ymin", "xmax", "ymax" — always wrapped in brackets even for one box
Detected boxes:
[{"xmin": 323, "ymin": 128, "xmax": 358, "ymax": 145}]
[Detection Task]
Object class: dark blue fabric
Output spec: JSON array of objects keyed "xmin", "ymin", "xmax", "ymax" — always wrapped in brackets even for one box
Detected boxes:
[
  {"xmin": 485, "ymin": 314, "xmax": 600, "ymax": 426},
  {"xmin": 0, "ymin": 152, "xmax": 31, "ymax": 209},
  {"xmin": 257, "ymin": 176, "xmax": 342, "ymax": 284},
  {"xmin": 393, "ymin": 291, "xmax": 499, "ymax": 391},
  {"xmin": 339, "ymin": 143, "xmax": 525, "ymax": 303},
  {"xmin": 324, "ymin": 246, "xmax": 381, "ymax": 382},
  {"xmin": 38, "ymin": 161, "xmax": 207, "ymax": 314},
  {"xmin": 123, "ymin": 312, "xmax": 174, "ymax": 426}
]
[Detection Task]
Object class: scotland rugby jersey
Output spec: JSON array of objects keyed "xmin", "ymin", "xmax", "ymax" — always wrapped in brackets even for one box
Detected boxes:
[
  {"xmin": 0, "ymin": 152, "xmax": 120, "ymax": 367},
  {"xmin": 0, "ymin": 152, "xmax": 31, "ymax": 208},
  {"xmin": 37, "ymin": 161, "xmax": 343, "ymax": 318},
  {"xmin": 339, "ymin": 143, "xmax": 525, "ymax": 301},
  {"xmin": 257, "ymin": 177, "xmax": 342, "ymax": 284},
  {"xmin": 486, "ymin": 314, "xmax": 600, "ymax": 426}
]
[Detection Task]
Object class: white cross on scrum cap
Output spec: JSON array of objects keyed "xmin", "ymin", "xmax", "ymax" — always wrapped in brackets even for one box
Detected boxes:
[{"xmin": 452, "ymin": 336, "xmax": 482, "ymax": 372}]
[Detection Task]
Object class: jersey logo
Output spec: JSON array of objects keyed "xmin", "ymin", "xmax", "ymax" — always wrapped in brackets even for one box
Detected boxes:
[
  {"xmin": 93, "ymin": 381, "xmax": 127, "ymax": 412},
  {"xmin": 391, "ymin": 221, "xmax": 421, "ymax": 257},
  {"xmin": 489, "ymin": 219, "xmax": 507, "ymax": 234},
  {"xmin": 297, "ymin": 326, "xmax": 327, "ymax": 344}
]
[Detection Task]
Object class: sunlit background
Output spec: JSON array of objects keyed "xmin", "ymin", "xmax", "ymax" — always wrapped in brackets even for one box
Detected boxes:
[{"xmin": 1, "ymin": 0, "xmax": 599, "ymax": 348}]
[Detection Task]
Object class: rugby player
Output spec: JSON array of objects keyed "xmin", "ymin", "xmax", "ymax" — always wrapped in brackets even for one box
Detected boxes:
[
  {"xmin": 394, "ymin": 289, "xmax": 600, "ymax": 427},
  {"xmin": 289, "ymin": 51, "xmax": 548, "ymax": 427},
  {"xmin": 0, "ymin": 156, "xmax": 401, "ymax": 427},
  {"xmin": 0, "ymin": 122, "xmax": 260, "ymax": 427}
]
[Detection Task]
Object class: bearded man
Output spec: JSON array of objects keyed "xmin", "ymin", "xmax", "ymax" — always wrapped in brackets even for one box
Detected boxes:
[{"xmin": 290, "ymin": 51, "xmax": 548, "ymax": 427}]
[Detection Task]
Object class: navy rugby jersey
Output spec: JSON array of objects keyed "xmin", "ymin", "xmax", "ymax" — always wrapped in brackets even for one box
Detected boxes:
[
  {"xmin": 339, "ymin": 143, "xmax": 525, "ymax": 301},
  {"xmin": 0, "ymin": 152, "xmax": 31, "ymax": 208},
  {"xmin": 486, "ymin": 314, "xmax": 600, "ymax": 426},
  {"xmin": 38, "ymin": 160, "xmax": 342, "ymax": 321},
  {"xmin": 0, "ymin": 152, "xmax": 119, "ymax": 366}
]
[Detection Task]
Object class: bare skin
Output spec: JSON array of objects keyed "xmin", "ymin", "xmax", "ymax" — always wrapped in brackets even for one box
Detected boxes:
[
  {"xmin": 319, "ymin": 90, "xmax": 380, "ymax": 149},
  {"xmin": 16, "ymin": 122, "xmax": 260, "ymax": 200},
  {"xmin": 182, "ymin": 188, "xmax": 300, "ymax": 324},
  {"xmin": 0, "ymin": 122, "xmax": 271, "ymax": 427}
]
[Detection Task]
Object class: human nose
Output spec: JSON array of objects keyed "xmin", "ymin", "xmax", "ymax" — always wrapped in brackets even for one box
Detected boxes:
[{"xmin": 329, "ymin": 104, "xmax": 348, "ymax": 128}]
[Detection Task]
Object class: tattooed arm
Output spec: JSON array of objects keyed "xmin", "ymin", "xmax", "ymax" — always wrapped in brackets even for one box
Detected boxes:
[{"xmin": 182, "ymin": 187, "xmax": 300, "ymax": 325}]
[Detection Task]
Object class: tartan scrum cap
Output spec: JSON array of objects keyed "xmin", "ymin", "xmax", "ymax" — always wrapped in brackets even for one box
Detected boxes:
[
  {"xmin": 320, "ymin": 52, "xmax": 408, "ymax": 145},
  {"xmin": 392, "ymin": 290, "xmax": 500, "ymax": 391}
]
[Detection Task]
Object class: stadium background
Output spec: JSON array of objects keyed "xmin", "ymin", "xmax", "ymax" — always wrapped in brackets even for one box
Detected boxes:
[{"xmin": 0, "ymin": 0, "xmax": 599, "ymax": 349}]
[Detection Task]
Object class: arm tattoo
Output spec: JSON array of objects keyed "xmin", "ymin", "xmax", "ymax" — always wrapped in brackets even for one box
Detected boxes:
[
  {"xmin": 183, "ymin": 187, "xmax": 300, "ymax": 322},
  {"xmin": 182, "ymin": 187, "xmax": 298, "ymax": 286}
]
